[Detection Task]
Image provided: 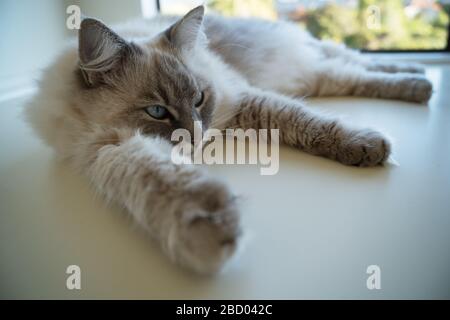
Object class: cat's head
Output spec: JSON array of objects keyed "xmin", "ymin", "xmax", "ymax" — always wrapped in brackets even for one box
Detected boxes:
[{"xmin": 76, "ymin": 6, "xmax": 215, "ymax": 141}]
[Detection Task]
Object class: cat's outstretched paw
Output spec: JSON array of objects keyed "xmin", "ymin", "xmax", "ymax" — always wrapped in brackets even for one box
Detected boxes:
[
  {"xmin": 337, "ymin": 129, "xmax": 391, "ymax": 167},
  {"xmin": 397, "ymin": 76, "xmax": 433, "ymax": 103},
  {"xmin": 407, "ymin": 76, "xmax": 433, "ymax": 103},
  {"xmin": 169, "ymin": 178, "xmax": 241, "ymax": 274}
]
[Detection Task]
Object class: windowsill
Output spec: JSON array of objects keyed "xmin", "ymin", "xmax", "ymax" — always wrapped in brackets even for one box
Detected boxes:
[{"xmin": 363, "ymin": 52, "xmax": 450, "ymax": 64}]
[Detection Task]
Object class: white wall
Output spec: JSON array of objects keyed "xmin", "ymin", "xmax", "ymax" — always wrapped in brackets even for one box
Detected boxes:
[
  {"xmin": 0, "ymin": 0, "xmax": 145, "ymax": 102},
  {"xmin": 68, "ymin": 0, "xmax": 144, "ymax": 25},
  {"xmin": 0, "ymin": 0, "xmax": 68, "ymax": 101}
]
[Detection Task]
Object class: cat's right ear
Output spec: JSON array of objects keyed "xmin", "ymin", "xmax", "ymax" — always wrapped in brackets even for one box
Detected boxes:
[
  {"xmin": 78, "ymin": 18, "xmax": 130, "ymax": 87},
  {"xmin": 164, "ymin": 6, "xmax": 205, "ymax": 52}
]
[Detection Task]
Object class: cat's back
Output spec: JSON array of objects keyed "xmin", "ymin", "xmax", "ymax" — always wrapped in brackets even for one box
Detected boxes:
[{"xmin": 203, "ymin": 14, "xmax": 320, "ymax": 93}]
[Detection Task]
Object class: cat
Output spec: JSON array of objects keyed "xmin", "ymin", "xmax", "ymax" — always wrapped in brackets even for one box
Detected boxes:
[{"xmin": 26, "ymin": 5, "xmax": 433, "ymax": 274}]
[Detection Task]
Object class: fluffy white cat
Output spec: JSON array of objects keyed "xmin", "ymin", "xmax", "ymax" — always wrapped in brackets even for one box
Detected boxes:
[{"xmin": 26, "ymin": 6, "xmax": 432, "ymax": 273}]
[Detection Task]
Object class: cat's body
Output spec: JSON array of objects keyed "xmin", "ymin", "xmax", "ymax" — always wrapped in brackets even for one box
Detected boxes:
[
  {"xmin": 118, "ymin": 14, "xmax": 432, "ymax": 102},
  {"xmin": 27, "ymin": 6, "xmax": 433, "ymax": 273}
]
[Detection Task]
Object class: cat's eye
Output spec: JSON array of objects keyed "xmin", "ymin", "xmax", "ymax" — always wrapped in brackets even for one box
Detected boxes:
[
  {"xmin": 145, "ymin": 105, "xmax": 170, "ymax": 120},
  {"xmin": 195, "ymin": 91, "xmax": 205, "ymax": 108}
]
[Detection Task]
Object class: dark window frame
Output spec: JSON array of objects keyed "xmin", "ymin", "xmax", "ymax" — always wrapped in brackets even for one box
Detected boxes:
[{"xmin": 155, "ymin": 0, "xmax": 450, "ymax": 53}]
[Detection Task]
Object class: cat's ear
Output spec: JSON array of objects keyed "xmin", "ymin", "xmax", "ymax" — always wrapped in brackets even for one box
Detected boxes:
[
  {"xmin": 78, "ymin": 18, "xmax": 130, "ymax": 87},
  {"xmin": 165, "ymin": 5, "xmax": 205, "ymax": 51}
]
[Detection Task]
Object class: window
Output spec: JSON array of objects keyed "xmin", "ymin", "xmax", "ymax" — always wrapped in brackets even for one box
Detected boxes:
[{"xmin": 156, "ymin": 0, "xmax": 450, "ymax": 52}]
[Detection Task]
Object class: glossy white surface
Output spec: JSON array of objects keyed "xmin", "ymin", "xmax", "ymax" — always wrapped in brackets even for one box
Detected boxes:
[{"xmin": 0, "ymin": 65, "xmax": 449, "ymax": 299}]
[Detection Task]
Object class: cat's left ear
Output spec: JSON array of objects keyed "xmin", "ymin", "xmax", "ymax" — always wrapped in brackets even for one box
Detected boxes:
[
  {"xmin": 165, "ymin": 5, "xmax": 205, "ymax": 51},
  {"xmin": 78, "ymin": 17, "xmax": 134, "ymax": 87}
]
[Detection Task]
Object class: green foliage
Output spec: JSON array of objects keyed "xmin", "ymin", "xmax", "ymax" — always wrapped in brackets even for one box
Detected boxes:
[
  {"xmin": 207, "ymin": 0, "xmax": 449, "ymax": 50},
  {"xmin": 303, "ymin": 0, "xmax": 449, "ymax": 50},
  {"xmin": 207, "ymin": 0, "xmax": 276, "ymax": 19},
  {"xmin": 207, "ymin": 0, "xmax": 235, "ymax": 15}
]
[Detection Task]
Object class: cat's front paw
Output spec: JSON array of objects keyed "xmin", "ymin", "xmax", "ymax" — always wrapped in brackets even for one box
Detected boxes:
[
  {"xmin": 399, "ymin": 76, "xmax": 433, "ymax": 103},
  {"xmin": 410, "ymin": 77, "xmax": 433, "ymax": 103},
  {"xmin": 337, "ymin": 129, "xmax": 391, "ymax": 167},
  {"xmin": 170, "ymin": 178, "xmax": 241, "ymax": 274}
]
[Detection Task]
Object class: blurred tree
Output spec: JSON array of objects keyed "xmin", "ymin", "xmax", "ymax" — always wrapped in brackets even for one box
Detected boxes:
[
  {"xmin": 301, "ymin": 0, "xmax": 449, "ymax": 50},
  {"xmin": 206, "ymin": 0, "xmax": 449, "ymax": 50},
  {"xmin": 207, "ymin": 0, "xmax": 276, "ymax": 19}
]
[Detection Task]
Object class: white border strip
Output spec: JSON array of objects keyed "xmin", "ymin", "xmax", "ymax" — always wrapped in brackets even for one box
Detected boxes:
[{"xmin": 363, "ymin": 52, "xmax": 450, "ymax": 64}]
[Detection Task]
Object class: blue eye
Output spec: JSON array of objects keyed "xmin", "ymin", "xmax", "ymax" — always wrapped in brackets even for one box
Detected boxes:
[
  {"xmin": 145, "ymin": 105, "xmax": 169, "ymax": 120},
  {"xmin": 195, "ymin": 91, "xmax": 205, "ymax": 108}
]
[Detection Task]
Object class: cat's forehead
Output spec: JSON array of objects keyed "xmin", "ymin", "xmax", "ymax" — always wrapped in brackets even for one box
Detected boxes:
[
  {"xmin": 151, "ymin": 51, "xmax": 193, "ymax": 82},
  {"xmin": 144, "ymin": 50, "xmax": 199, "ymax": 103}
]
